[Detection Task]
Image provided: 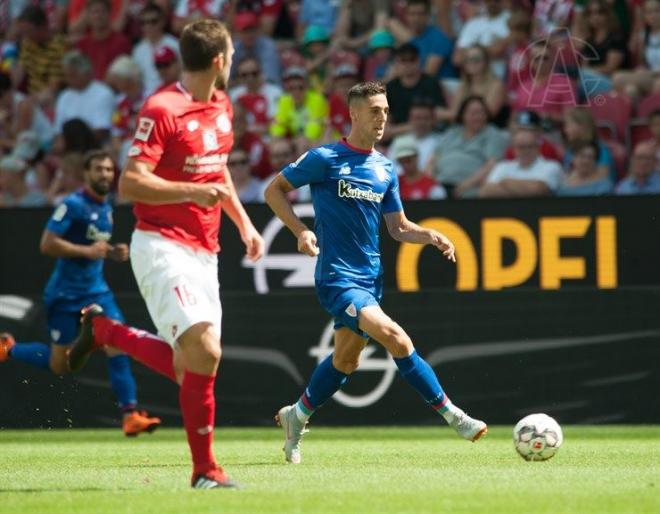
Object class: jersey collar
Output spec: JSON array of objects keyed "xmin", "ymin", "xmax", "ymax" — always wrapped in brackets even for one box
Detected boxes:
[
  {"xmin": 340, "ymin": 137, "xmax": 373, "ymax": 155},
  {"xmin": 176, "ymin": 81, "xmax": 222, "ymax": 104}
]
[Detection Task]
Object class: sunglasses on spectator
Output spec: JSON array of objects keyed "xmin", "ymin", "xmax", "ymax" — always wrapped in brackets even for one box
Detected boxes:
[
  {"xmin": 140, "ymin": 17, "xmax": 160, "ymax": 25},
  {"xmin": 155, "ymin": 61, "xmax": 173, "ymax": 70},
  {"xmin": 239, "ymin": 70, "xmax": 260, "ymax": 78}
]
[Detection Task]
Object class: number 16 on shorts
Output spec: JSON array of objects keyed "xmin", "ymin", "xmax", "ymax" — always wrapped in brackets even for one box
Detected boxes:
[{"xmin": 174, "ymin": 283, "xmax": 197, "ymax": 308}]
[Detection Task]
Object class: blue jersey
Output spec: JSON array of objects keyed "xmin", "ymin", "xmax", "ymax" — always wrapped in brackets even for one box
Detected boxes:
[
  {"xmin": 43, "ymin": 189, "xmax": 113, "ymax": 307},
  {"xmin": 282, "ymin": 139, "xmax": 403, "ymax": 281}
]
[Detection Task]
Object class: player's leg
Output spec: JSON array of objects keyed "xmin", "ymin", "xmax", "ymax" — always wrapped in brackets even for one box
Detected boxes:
[
  {"xmin": 358, "ymin": 305, "xmax": 487, "ymax": 442},
  {"xmin": 277, "ymin": 327, "xmax": 367, "ymax": 464},
  {"xmin": 0, "ymin": 332, "xmax": 50, "ymax": 369}
]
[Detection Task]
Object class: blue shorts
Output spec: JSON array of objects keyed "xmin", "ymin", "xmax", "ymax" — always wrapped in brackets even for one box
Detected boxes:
[
  {"xmin": 46, "ymin": 292, "xmax": 124, "ymax": 345},
  {"xmin": 315, "ymin": 276, "xmax": 384, "ymax": 338}
]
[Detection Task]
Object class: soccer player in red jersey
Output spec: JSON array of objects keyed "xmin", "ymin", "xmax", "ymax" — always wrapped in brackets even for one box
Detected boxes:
[{"xmin": 67, "ymin": 19, "xmax": 264, "ymax": 489}]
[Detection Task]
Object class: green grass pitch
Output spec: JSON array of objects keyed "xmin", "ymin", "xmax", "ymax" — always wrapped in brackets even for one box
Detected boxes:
[{"xmin": 0, "ymin": 426, "xmax": 658, "ymax": 514}]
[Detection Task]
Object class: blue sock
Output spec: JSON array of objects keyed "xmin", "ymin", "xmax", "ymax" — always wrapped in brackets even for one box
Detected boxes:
[
  {"xmin": 10, "ymin": 342, "xmax": 51, "ymax": 370},
  {"xmin": 107, "ymin": 354, "xmax": 137, "ymax": 412},
  {"xmin": 295, "ymin": 353, "xmax": 348, "ymax": 421},
  {"xmin": 394, "ymin": 350, "xmax": 451, "ymax": 414}
]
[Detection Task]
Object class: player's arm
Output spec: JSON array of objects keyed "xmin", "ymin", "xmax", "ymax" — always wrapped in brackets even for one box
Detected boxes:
[
  {"xmin": 220, "ymin": 166, "xmax": 264, "ymax": 262},
  {"xmin": 264, "ymin": 174, "xmax": 319, "ymax": 257},
  {"xmin": 40, "ymin": 230, "xmax": 111, "ymax": 260},
  {"xmin": 118, "ymin": 158, "xmax": 230, "ymax": 207},
  {"xmin": 384, "ymin": 211, "xmax": 455, "ymax": 262}
]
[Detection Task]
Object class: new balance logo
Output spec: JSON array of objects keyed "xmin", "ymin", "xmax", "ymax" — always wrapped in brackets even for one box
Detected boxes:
[
  {"xmin": 337, "ymin": 179, "xmax": 384, "ymax": 203},
  {"xmin": 338, "ymin": 165, "xmax": 351, "ymax": 175}
]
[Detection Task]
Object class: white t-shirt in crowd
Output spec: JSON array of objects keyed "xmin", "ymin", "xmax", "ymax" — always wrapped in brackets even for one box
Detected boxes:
[
  {"xmin": 456, "ymin": 10, "xmax": 511, "ymax": 78},
  {"xmin": 487, "ymin": 156, "xmax": 563, "ymax": 191},
  {"xmin": 54, "ymin": 80, "xmax": 115, "ymax": 132},
  {"xmin": 133, "ymin": 34, "xmax": 180, "ymax": 97},
  {"xmin": 388, "ymin": 132, "xmax": 441, "ymax": 175}
]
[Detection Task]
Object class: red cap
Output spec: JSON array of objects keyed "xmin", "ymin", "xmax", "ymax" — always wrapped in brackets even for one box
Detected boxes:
[
  {"xmin": 154, "ymin": 46, "xmax": 176, "ymax": 66},
  {"xmin": 234, "ymin": 11, "xmax": 259, "ymax": 31}
]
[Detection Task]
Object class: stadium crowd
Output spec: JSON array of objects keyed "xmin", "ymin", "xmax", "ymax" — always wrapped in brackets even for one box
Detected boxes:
[{"xmin": 1, "ymin": 0, "xmax": 660, "ymax": 208}]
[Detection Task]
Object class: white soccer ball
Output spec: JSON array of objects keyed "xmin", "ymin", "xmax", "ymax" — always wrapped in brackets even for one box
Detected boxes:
[{"xmin": 513, "ymin": 413, "xmax": 563, "ymax": 461}]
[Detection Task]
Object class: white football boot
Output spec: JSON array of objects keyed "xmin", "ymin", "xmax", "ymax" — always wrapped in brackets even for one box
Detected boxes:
[
  {"xmin": 275, "ymin": 404, "xmax": 308, "ymax": 464},
  {"xmin": 449, "ymin": 407, "xmax": 488, "ymax": 442}
]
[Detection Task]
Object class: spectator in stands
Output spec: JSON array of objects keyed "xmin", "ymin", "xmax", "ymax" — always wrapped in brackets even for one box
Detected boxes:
[
  {"xmin": 54, "ymin": 51, "xmax": 116, "ymax": 143},
  {"xmin": 228, "ymin": 147, "xmax": 265, "ymax": 203},
  {"xmin": 562, "ymin": 107, "xmax": 615, "ymax": 181},
  {"xmin": 267, "ymin": 136, "xmax": 312, "ymax": 202},
  {"xmin": 0, "ymin": 72, "xmax": 54, "ymax": 152},
  {"xmin": 574, "ymin": 0, "xmax": 628, "ymax": 99},
  {"xmin": 503, "ymin": 110, "xmax": 562, "ymax": 162},
  {"xmin": 512, "ymin": 40, "xmax": 577, "ymax": 124},
  {"xmin": 325, "ymin": 62, "xmax": 359, "ymax": 139},
  {"xmin": 68, "ymin": 0, "xmax": 133, "ymax": 38},
  {"xmin": 388, "ymin": 98, "xmax": 441, "ymax": 175},
  {"xmin": 557, "ymin": 140, "xmax": 613, "ymax": 195},
  {"xmin": 153, "ymin": 46, "xmax": 182, "ymax": 92},
  {"xmin": 613, "ymin": 0, "xmax": 660, "ymax": 101},
  {"xmin": 434, "ymin": 95, "xmax": 509, "ymax": 197},
  {"xmin": 15, "ymin": 6, "xmax": 68, "ymax": 97},
  {"xmin": 106, "ymin": 56, "xmax": 144, "ymax": 168},
  {"xmin": 454, "ymin": 0, "xmax": 511, "ymax": 79},
  {"xmin": 172, "ymin": 0, "xmax": 227, "ymax": 34},
  {"xmin": 645, "ymin": 109, "xmax": 660, "ymax": 155},
  {"xmin": 394, "ymin": 140, "xmax": 447, "ymax": 200},
  {"xmin": 438, "ymin": 44, "xmax": 507, "ymax": 125},
  {"xmin": 615, "ymin": 141, "xmax": 660, "ymax": 194},
  {"xmin": 299, "ymin": 0, "xmax": 340, "ymax": 38},
  {"xmin": 480, "ymin": 127, "xmax": 563, "ymax": 197},
  {"xmin": 59, "ymin": 118, "xmax": 100, "ymax": 155},
  {"xmin": 300, "ymin": 25, "xmax": 332, "ymax": 92},
  {"xmin": 270, "ymin": 66, "xmax": 328, "ymax": 153},
  {"xmin": 233, "ymin": 102, "xmax": 271, "ymax": 179},
  {"xmin": 335, "ymin": 0, "xmax": 388, "ymax": 52},
  {"xmin": 230, "ymin": 56, "xmax": 282, "ymax": 136},
  {"xmin": 0, "ymin": 155, "xmax": 47, "ymax": 207},
  {"xmin": 385, "ymin": 43, "xmax": 446, "ymax": 138},
  {"xmin": 533, "ymin": 0, "xmax": 574, "ymax": 36},
  {"xmin": 76, "ymin": 0, "xmax": 132, "ymax": 81},
  {"xmin": 132, "ymin": 3, "xmax": 179, "ymax": 97},
  {"xmin": 235, "ymin": 0, "xmax": 289, "ymax": 38},
  {"xmin": 46, "ymin": 152, "xmax": 85, "ymax": 206},
  {"xmin": 232, "ymin": 11, "xmax": 282, "ymax": 86},
  {"xmin": 364, "ymin": 30, "xmax": 396, "ymax": 82},
  {"xmin": 504, "ymin": 9, "xmax": 533, "ymax": 100},
  {"xmin": 388, "ymin": 0, "xmax": 456, "ymax": 80}
]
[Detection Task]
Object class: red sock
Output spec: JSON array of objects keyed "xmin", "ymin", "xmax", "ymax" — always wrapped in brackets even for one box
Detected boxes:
[
  {"xmin": 179, "ymin": 371, "xmax": 217, "ymax": 476},
  {"xmin": 92, "ymin": 317, "xmax": 176, "ymax": 382}
]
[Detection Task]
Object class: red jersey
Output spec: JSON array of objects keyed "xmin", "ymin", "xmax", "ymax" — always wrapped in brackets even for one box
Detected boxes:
[
  {"xmin": 399, "ymin": 174, "xmax": 445, "ymax": 200},
  {"xmin": 238, "ymin": 93, "xmax": 270, "ymax": 126},
  {"xmin": 129, "ymin": 82, "xmax": 233, "ymax": 253},
  {"xmin": 76, "ymin": 31, "xmax": 132, "ymax": 80}
]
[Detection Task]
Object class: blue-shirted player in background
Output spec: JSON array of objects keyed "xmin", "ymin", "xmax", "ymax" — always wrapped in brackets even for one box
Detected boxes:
[
  {"xmin": 0, "ymin": 150, "xmax": 161, "ymax": 436},
  {"xmin": 265, "ymin": 81, "xmax": 487, "ymax": 464}
]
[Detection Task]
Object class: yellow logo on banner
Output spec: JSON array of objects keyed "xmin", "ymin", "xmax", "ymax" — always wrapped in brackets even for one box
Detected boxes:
[{"xmin": 396, "ymin": 216, "xmax": 617, "ymax": 291}]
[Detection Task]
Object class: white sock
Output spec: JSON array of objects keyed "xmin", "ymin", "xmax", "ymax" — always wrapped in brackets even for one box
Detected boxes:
[
  {"xmin": 294, "ymin": 402, "xmax": 311, "ymax": 423},
  {"xmin": 439, "ymin": 400, "xmax": 461, "ymax": 424}
]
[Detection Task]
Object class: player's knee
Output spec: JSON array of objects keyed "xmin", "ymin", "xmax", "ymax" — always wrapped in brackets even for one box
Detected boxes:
[
  {"xmin": 381, "ymin": 324, "xmax": 412, "ymax": 357},
  {"xmin": 49, "ymin": 360, "xmax": 69, "ymax": 376},
  {"xmin": 199, "ymin": 333, "xmax": 222, "ymax": 365},
  {"xmin": 332, "ymin": 354, "xmax": 360, "ymax": 374}
]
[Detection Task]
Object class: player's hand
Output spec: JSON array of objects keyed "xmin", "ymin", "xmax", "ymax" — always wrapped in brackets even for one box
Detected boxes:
[
  {"xmin": 85, "ymin": 241, "xmax": 112, "ymax": 260},
  {"xmin": 189, "ymin": 183, "xmax": 231, "ymax": 207},
  {"xmin": 298, "ymin": 230, "xmax": 320, "ymax": 257},
  {"xmin": 107, "ymin": 243, "xmax": 129, "ymax": 262},
  {"xmin": 429, "ymin": 231, "xmax": 456, "ymax": 262},
  {"xmin": 241, "ymin": 226, "xmax": 264, "ymax": 263}
]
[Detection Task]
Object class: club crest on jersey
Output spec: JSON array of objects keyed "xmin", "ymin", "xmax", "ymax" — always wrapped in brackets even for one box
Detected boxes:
[
  {"xmin": 216, "ymin": 113, "xmax": 231, "ymax": 133},
  {"xmin": 134, "ymin": 117, "xmax": 155, "ymax": 141},
  {"xmin": 203, "ymin": 130, "xmax": 219, "ymax": 151}
]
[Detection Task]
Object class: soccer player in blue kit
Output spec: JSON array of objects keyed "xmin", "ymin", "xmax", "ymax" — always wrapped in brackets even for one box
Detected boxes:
[
  {"xmin": 265, "ymin": 82, "xmax": 487, "ymax": 464},
  {"xmin": 0, "ymin": 150, "xmax": 161, "ymax": 436}
]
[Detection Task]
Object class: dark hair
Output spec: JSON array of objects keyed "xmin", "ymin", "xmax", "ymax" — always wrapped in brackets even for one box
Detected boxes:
[
  {"xmin": 17, "ymin": 5, "xmax": 48, "ymax": 26},
  {"xmin": 140, "ymin": 2, "xmax": 164, "ymax": 18},
  {"xmin": 0, "ymin": 73, "xmax": 12, "ymax": 96},
  {"xmin": 455, "ymin": 95, "xmax": 491, "ymax": 125},
  {"xmin": 649, "ymin": 108, "xmax": 660, "ymax": 121},
  {"xmin": 237, "ymin": 55, "xmax": 261, "ymax": 70},
  {"xmin": 179, "ymin": 19, "xmax": 231, "ymax": 72},
  {"xmin": 395, "ymin": 42, "xmax": 420, "ymax": 59},
  {"xmin": 83, "ymin": 149, "xmax": 113, "ymax": 171},
  {"xmin": 87, "ymin": 0, "xmax": 111, "ymax": 11},
  {"xmin": 573, "ymin": 140, "xmax": 601, "ymax": 160},
  {"xmin": 410, "ymin": 97, "xmax": 435, "ymax": 110},
  {"xmin": 62, "ymin": 119, "xmax": 99, "ymax": 153},
  {"xmin": 406, "ymin": 0, "xmax": 431, "ymax": 10},
  {"xmin": 347, "ymin": 81, "xmax": 386, "ymax": 105}
]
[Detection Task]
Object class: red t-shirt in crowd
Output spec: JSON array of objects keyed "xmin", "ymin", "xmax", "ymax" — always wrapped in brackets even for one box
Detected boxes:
[
  {"xmin": 237, "ymin": 93, "xmax": 271, "ymax": 127},
  {"xmin": 329, "ymin": 93, "xmax": 351, "ymax": 137},
  {"xmin": 399, "ymin": 174, "xmax": 444, "ymax": 200},
  {"xmin": 237, "ymin": 131, "xmax": 272, "ymax": 179},
  {"xmin": 129, "ymin": 82, "xmax": 234, "ymax": 253},
  {"xmin": 76, "ymin": 31, "xmax": 132, "ymax": 80}
]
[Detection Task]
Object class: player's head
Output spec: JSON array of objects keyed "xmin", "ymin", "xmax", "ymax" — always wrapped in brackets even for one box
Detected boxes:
[
  {"xmin": 346, "ymin": 81, "xmax": 389, "ymax": 143},
  {"xmin": 83, "ymin": 149, "xmax": 114, "ymax": 196},
  {"xmin": 179, "ymin": 19, "xmax": 233, "ymax": 89}
]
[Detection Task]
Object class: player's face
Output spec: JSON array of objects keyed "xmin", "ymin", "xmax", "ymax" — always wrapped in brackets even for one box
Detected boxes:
[
  {"xmin": 352, "ymin": 94, "xmax": 389, "ymax": 142},
  {"xmin": 85, "ymin": 157, "xmax": 115, "ymax": 196}
]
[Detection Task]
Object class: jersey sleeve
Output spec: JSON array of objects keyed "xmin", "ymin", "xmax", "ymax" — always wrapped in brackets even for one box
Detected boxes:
[
  {"xmin": 45, "ymin": 197, "xmax": 79, "ymax": 235},
  {"xmin": 281, "ymin": 149, "xmax": 327, "ymax": 188},
  {"xmin": 129, "ymin": 100, "xmax": 176, "ymax": 166},
  {"xmin": 382, "ymin": 173, "xmax": 403, "ymax": 213}
]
